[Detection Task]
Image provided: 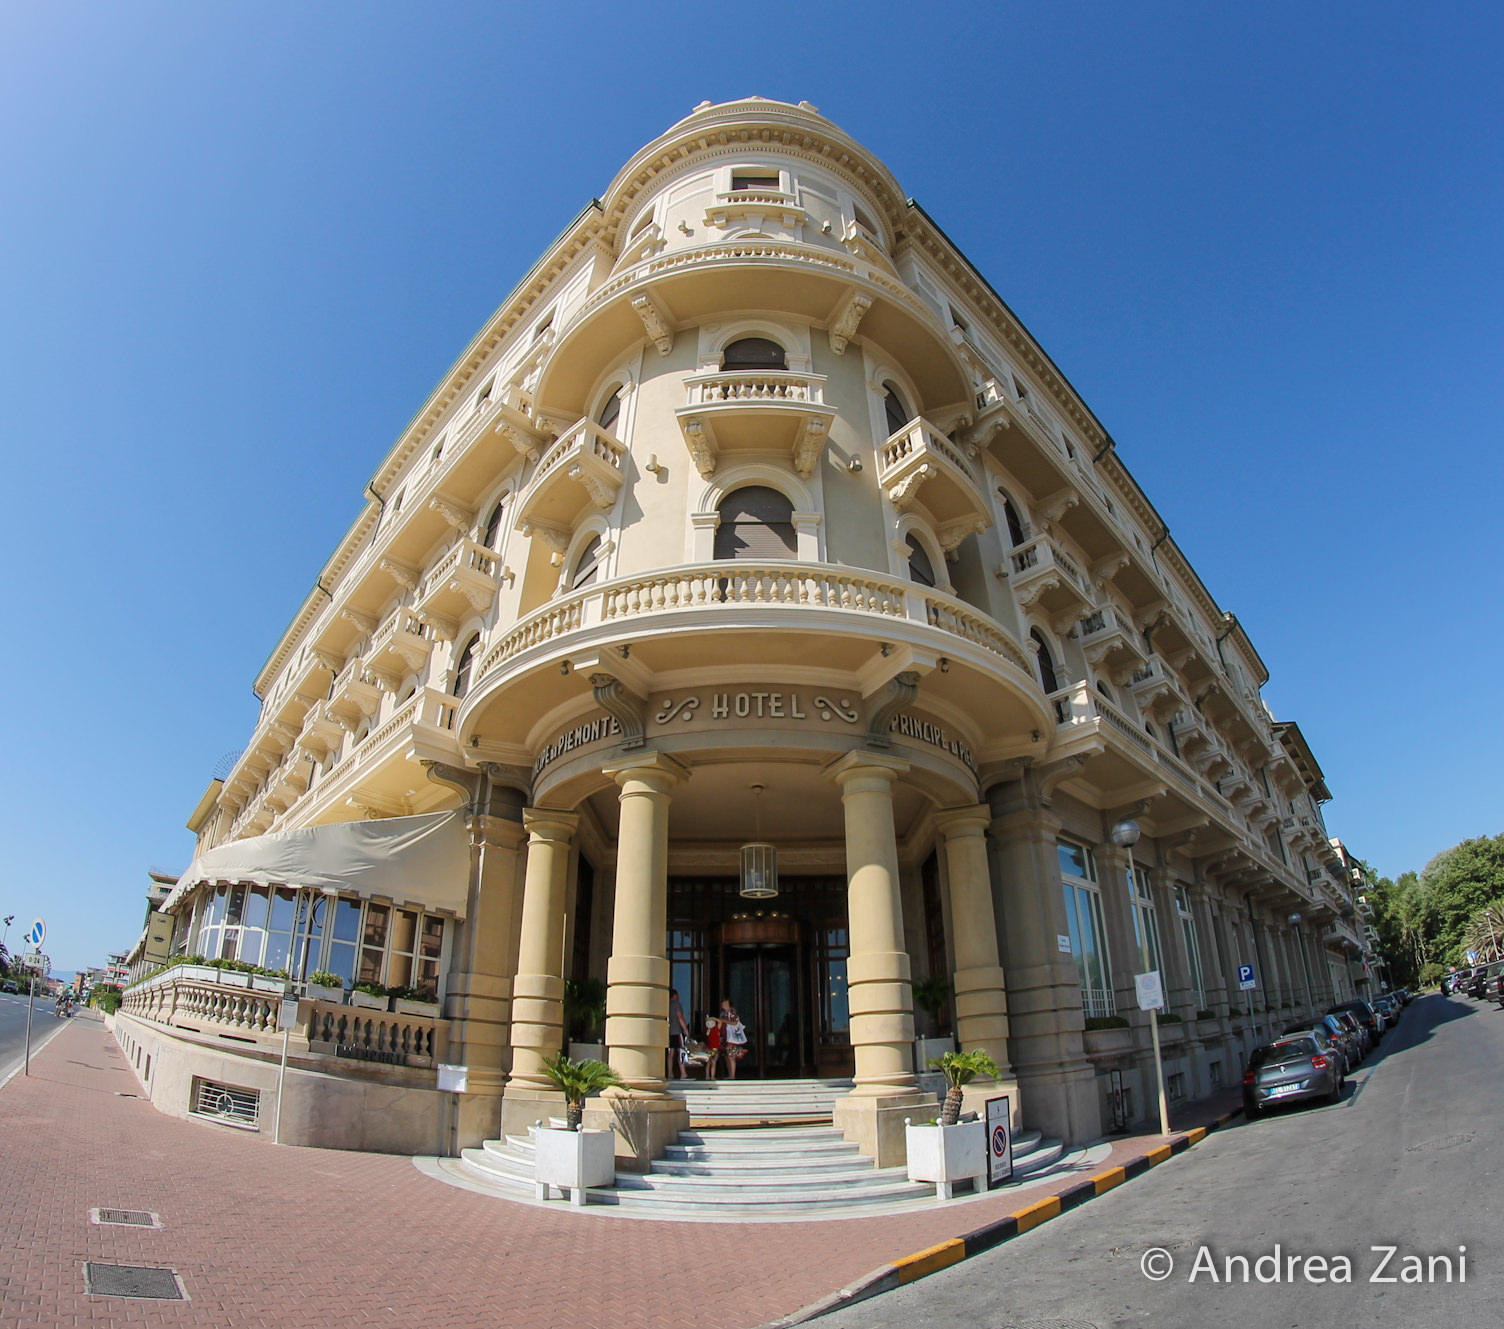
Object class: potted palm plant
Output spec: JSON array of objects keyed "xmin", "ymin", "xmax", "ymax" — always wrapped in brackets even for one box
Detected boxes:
[
  {"xmin": 532, "ymin": 1053, "xmax": 623, "ymax": 1206},
  {"xmin": 905, "ymin": 1048, "xmax": 1001, "ymax": 1200}
]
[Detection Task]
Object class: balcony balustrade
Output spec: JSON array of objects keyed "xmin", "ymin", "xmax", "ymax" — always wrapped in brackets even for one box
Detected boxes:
[
  {"xmin": 473, "ymin": 560, "xmax": 1033, "ymax": 687},
  {"xmin": 514, "ymin": 417, "xmax": 628, "ymax": 556},
  {"xmin": 674, "ymin": 370, "xmax": 837, "ymax": 479},
  {"xmin": 327, "ymin": 657, "xmax": 382, "ymax": 730},
  {"xmin": 877, "ymin": 416, "xmax": 991, "ymax": 544},
  {"xmin": 1128, "ymin": 660, "xmax": 1186, "ymax": 722},
  {"xmin": 1009, "ymin": 534, "xmax": 1093, "ymax": 631},
  {"xmin": 1079, "ymin": 604, "xmax": 1149, "ymax": 685},
  {"xmin": 367, "ymin": 606, "xmax": 433, "ymax": 681},
  {"xmin": 414, "ymin": 536, "xmax": 504, "ymax": 632}
]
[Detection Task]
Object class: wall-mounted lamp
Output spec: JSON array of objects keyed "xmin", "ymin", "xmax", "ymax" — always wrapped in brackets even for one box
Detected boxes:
[
  {"xmin": 993, "ymin": 564, "xmax": 1009, "ymax": 579},
  {"xmin": 678, "ymin": 219, "xmax": 692, "ymax": 235},
  {"xmin": 880, "ymin": 643, "xmax": 892, "ymax": 657},
  {"xmin": 559, "ymin": 661, "xmax": 571, "ymax": 676},
  {"xmin": 847, "ymin": 456, "xmax": 863, "ymax": 473},
  {"xmin": 619, "ymin": 644, "xmax": 631, "ymax": 659},
  {"xmin": 645, "ymin": 454, "xmax": 661, "ymax": 473},
  {"xmin": 938, "ymin": 658, "xmax": 950, "ymax": 673},
  {"xmin": 1031, "ymin": 729, "xmax": 1041, "ymax": 743},
  {"xmin": 500, "ymin": 565, "xmax": 515, "ymax": 585},
  {"xmin": 821, "ymin": 219, "xmax": 833, "ymax": 234}
]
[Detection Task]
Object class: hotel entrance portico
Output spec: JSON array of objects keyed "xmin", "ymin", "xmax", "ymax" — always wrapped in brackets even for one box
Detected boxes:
[{"xmin": 482, "ymin": 673, "xmax": 1022, "ymax": 1167}]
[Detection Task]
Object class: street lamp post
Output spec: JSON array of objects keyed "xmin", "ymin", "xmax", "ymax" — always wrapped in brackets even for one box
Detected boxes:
[{"xmin": 1111, "ymin": 818, "xmax": 1171, "ymax": 1138}]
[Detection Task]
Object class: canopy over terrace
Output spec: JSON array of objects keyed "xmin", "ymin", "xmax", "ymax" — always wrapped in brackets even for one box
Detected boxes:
[{"xmin": 161, "ymin": 810, "xmax": 472, "ymax": 918}]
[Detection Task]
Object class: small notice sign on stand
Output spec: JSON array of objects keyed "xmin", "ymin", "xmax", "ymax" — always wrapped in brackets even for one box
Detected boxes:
[{"xmin": 985, "ymin": 1095, "xmax": 1014, "ymax": 1187}]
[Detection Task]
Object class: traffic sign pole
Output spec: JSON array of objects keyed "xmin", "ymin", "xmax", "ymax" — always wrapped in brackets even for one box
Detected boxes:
[{"xmin": 24, "ymin": 974, "xmax": 35, "ymax": 1076}]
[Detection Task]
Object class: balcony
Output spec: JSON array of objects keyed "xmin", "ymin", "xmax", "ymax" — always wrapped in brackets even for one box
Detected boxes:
[
  {"xmin": 673, "ymin": 369, "xmax": 837, "ymax": 479},
  {"xmin": 367, "ymin": 606, "xmax": 434, "ymax": 682},
  {"xmin": 1128, "ymin": 660, "xmax": 1186, "ymax": 723},
  {"xmin": 704, "ymin": 189, "xmax": 806, "ymax": 230},
  {"xmin": 877, "ymin": 416, "xmax": 992, "ymax": 542},
  {"xmin": 514, "ymin": 417, "xmax": 628, "ymax": 548},
  {"xmin": 1079, "ymin": 605, "xmax": 1149, "ymax": 686},
  {"xmin": 327, "ymin": 658, "xmax": 382, "ymax": 730},
  {"xmin": 1008, "ymin": 535, "xmax": 1093, "ymax": 631},
  {"xmin": 414, "ymin": 537, "xmax": 504, "ymax": 631}
]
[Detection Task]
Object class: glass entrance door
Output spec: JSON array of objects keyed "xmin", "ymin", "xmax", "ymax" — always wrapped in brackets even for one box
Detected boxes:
[{"xmin": 725, "ymin": 944, "xmax": 801, "ymax": 1078}]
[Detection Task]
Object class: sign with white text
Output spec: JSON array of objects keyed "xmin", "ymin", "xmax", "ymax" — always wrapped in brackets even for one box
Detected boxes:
[
  {"xmin": 986, "ymin": 1095, "xmax": 1014, "ymax": 1186},
  {"xmin": 1135, "ymin": 970, "xmax": 1165, "ymax": 1011},
  {"xmin": 1237, "ymin": 964, "xmax": 1257, "ymax": 991}
]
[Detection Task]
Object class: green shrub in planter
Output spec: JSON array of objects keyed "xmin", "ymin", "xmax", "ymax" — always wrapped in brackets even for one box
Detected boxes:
[
  {"xmin": 307, "ymin": 970, "xmax": 343, "ymax": 989},
  {"xmin": 1084, "ymin": 1015, "xmax": 1130, "ymax": 1031},
  {"xmin": 352, "ymin": 981, "xmax": 389, "ymax": 998},
  {"xmin": 1196, "ymin": 1009, "xmax": 1218, "ymax": 1021},
  {"xmin": 1155, "ymin": 1012, "xmax": 1182, "ymax": 1024}
]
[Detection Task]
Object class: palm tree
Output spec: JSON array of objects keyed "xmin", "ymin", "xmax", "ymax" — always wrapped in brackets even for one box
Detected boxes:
[
  {"xmin": 540, "ymin": 1052, "xmax": 623, "ymax": 1130},
  {"xmin": 928, "ymin": 1048, "xmax": 1002, "ymax": 1126}
]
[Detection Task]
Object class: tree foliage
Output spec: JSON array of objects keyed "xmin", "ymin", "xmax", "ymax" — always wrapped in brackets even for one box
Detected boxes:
[{"xmin": 1367, "ymin": 834, "xmax": 1504, "ymax": 982}]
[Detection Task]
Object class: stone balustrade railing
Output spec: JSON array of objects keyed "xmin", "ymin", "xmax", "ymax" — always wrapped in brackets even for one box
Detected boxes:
[{"xmin": 683, "ymin": 369, "xmax": 825, "ymax": 406}]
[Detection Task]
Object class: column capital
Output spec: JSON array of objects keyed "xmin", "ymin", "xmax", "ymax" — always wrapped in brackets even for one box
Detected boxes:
[
  {"xmin": 602, "ymin": 750, "xmax": 691, "ymax": 793},
  {"xmin": 467, "ymin": 812, "xmax": 527, "ymax": 850},
  {"xmin": 933, "ymin": 803, "xmax": 992, "ymax": 840},
  {"xmin": 521, "ymin": 807, "xmax": 580, "ymax": 844},
  {"xmin": 824, "ymin": 749, "xmax": 910, "ymax": 791}
]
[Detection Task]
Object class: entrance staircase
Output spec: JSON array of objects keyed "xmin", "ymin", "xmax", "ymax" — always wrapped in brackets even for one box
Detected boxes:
[{"xmin": 437, "ymin": 1078, "xmax": 1079, "ymax": 1220}]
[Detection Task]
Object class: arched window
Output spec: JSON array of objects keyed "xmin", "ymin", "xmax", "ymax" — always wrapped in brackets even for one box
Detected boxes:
[
  {"xmin": 999, "ymin": 491, "xmax": 1027, "ymax": 548},
  {"xmin": 1031, "ymin": 629, "xmax": 1059, "ymax": 694},
  {"xmin": 883, "ymin": 383, "xmax": 911, "ymax": 437},
  {"xmin": 595, "ymin": 384, "xmax": 622, "ymax": 433},
  {"xmin": 721, "ymin": 337, "xmax": 786, "ymax": 371},
  {"xmin": 481, "ymin": 499, "xmax": 506, "ymax": 551},
  {"xmin": 714, "ymin": 486, "xmax": 796, "ymax": 561},
  {"xmin": 906, "ymin": 534, "xmax": 937, "ymax": 587},
  {"xmin": 569, "ymin": 534, "xmax": 606, "ymax": 589},
  {"xmin": 451, "ymin": 635, "xmax": 479, "ymax": 701}
]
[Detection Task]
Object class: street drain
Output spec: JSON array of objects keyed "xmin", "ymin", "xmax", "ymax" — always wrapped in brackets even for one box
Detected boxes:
[
  {"xmin": 1408, "ymin": 1133, "xmax": 1474, "ymax": 1152},
  {"xmin": 90, "ymin": 1209, "xmax": 161, "ymax": 1228},
  {"xmin": 83, "ymin": 1263, "xmax": 185, "ymax": 1300},
  {"xmin": 999, "ymin": 1320, "xmax": 1099, "ymax": 1329}
]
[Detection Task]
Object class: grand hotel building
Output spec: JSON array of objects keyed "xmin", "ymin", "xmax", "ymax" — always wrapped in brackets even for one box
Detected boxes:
[{"xmin": 121, "ymin": 98, "xmax": 1367, "ymax": 1173}]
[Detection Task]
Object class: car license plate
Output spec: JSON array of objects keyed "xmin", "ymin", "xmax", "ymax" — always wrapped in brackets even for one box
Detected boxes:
[{"xmin": 1268, "ymin": 1082, "xmax": 1306, "ymax": 1097}]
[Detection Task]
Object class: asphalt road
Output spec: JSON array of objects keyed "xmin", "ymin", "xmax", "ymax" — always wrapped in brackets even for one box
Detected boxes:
[
  {"xmin": 0, "ymin": 989, "xmax": 79, "ymax": 1085},
  {"xmin": 819, "ymin": 992, "xmax": 1504, "ymax": 1328}
]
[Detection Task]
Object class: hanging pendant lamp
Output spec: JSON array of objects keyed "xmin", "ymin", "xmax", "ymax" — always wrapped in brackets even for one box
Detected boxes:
[{"xmin": 739, "ymin": 783, "xmax": 779, "ymax": 900}]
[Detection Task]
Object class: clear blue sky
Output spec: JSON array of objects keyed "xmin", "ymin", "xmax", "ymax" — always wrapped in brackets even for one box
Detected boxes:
[{"xmin": 3, "ymin": 4, "xmax": 1500, "ymax": 975}]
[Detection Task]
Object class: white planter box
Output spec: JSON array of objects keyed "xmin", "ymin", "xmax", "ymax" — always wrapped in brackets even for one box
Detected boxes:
[
  {"xmin": 914, "ymin": 1035, "xmax": 955, "ymax": 1074},
  {"xmin": 251, "ymin": 975, "xmax": 288, "ymax": 994},
  {"xmin": 906, "ymin": 1119, "xmax": 987, "ymax": 1200},
  {"xmin": 393, "ymin": 998, "xmax": 440, "ymax": 1018},
  {"xmin": 567, "ymin": 1042, "xmax": 606, "ymax": 1063},
  {"xmin": 349, "ymin": 990, "xmax": 390, "ymax": 1011},
  {"xmin": 181, "ymin": 965, "xmax": 222, "ymax": 984},
  {"xmin": 307, "ymin": 984, "xmax": 345, "ymax": 1004},
  {"xmin": 533, "ymin": 1127, "xmax": 616, "ymax": 1206},
  {"xmin": 216, "ymin": 970, "xmax": 252, "ymax": 989}
]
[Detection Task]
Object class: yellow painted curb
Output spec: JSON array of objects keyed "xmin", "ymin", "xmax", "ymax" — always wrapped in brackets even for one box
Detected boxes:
[
  {"xmin": 896, "ymin": 1239, "xmax": 966, "ymax": 1283},
  {"xmin": 1145, "ymin": 1143, "xmax": 1173, "ymax": 1166},
  {"xmin": 1014, "ymin": 1195, "xmax": 1062, "ymax": 1233},
  {"xmin": 1184, "ymin": 1126, "xmax": 1207, "ymax": 1145},
  {"xmin": 1092, "ymin": 1166, "xmax": 1127, "ymax": 1195}
]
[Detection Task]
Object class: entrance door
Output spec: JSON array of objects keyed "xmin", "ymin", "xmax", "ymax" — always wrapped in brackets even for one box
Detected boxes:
[
  {"xmin": 716, "ymin": 915, "xmax": 806, "ymax": 1078},
  {"xmin": 725, "ymin": 944, "xmax": 801, "ymax": 1077}
]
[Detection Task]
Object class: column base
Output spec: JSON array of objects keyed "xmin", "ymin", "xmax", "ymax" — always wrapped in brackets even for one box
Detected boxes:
[
  {"xmin": 833, "ymin": 1090, "xmax": 935, "ymax": 1168},
  {"xmin": 583, "ymin": 1092, "xmax": 690, "ymax": 1173},
  {"xmin": 1014, "ymin": 1061, "xmax": 1101, "ymax": 1146},
  {"xmin": 500, "ymin": 1086, "xmax": 565, "ymax": 1141},
  {"xmin": 453, "ymin": 1089, "xmax": 505, "ymax": 1153}
]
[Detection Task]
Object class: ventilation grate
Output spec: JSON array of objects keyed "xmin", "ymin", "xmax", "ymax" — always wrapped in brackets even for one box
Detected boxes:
[
  {"xmin": 83, "ymin": 1263, "xmax": 185, "ymax": 1300},
  {"xmin": 90, "ymin": 1209, "xmax": 161, "ymax": 1228},
  {"xmin": 190, "ymin": 1077, "xmax": 260, "ymax": 1128}
]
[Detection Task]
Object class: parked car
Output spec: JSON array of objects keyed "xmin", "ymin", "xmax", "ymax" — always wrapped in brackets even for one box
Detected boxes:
[
  {"xmin": 0, "ymin": 980, "xmax": 17, "ymax": 994},
  {"xmin": 1329, "ymin": 999, "xmax": 1382, "ymax": 1044},
  {"xmin": 1244, "ymin": 1035, "xmax": 1345, "ymax": 1117},
  {"xmin": 1325, "ymin": 1008, "xmax": 1369, "ymax": 1058},
  {"xmin": 1282, "ymin": 1017, "xmax": 1357, "ymax": 1074},
  {"xmin": 1373, "ymin": 994, "xmax": 1398, "ymax": 1024}
]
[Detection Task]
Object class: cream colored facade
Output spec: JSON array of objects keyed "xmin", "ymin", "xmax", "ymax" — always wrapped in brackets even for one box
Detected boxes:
[{"xmin": 123, "ymin": 98, "xmax": 1365, "ymax": 1167}]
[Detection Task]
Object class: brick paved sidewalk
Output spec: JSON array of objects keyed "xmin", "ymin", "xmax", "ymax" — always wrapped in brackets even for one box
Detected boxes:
[{"xmin": 0, "ymin": 1017, "xmax": 1237, "ymax": 1328}]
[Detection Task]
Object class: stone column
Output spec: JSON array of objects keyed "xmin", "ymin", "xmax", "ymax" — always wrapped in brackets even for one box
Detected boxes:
[
  {"xmin": 986, "ymin": 789, "xmax": 1101, "ymax": 1147},
  {"xmin": 1094, "ymin": 845, "xmax": 1144, "ymax": 1026},
  {"xmin": 446, "ymin": 804, "xmax": 528, "ymax": 1149},
  {"xmin": 826, "ymin": 752, "xmax": 929, "ymax": 1165},
  {"xmin": 583, "ymin": 752, "xmax": 691, "ymax": 1170},
  {"xmin": 935, "ymin": 805, "xmax": 1016, "ymax": 1115},
  {"xmin": 499, "ymin": 808, "xmax": 577, "ymax": 1137}
]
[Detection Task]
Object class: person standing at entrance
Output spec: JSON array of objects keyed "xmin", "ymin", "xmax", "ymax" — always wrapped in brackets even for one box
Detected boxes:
[
  {"xmin": 667, "ymin": 987, "xmax": 690, "ymax": 1079},
  {"xmin": 718, "ymin": 998, "xmax": 747, "ymax": 1079}
]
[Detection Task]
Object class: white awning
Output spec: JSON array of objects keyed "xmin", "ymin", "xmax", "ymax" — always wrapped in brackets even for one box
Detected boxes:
[{"xmin": 162, "ymin": 811, "xmax": 472, "ymax": 917}]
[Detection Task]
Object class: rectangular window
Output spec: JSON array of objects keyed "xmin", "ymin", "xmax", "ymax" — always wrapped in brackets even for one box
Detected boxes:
[
  {"xmin": 388, "ymin": 908, "xmax": 419, "ymax": 990},
  {"xmin": 731, "ymin": 170, "xmax": 780, "ymax": 192},
  {"xmin": 1129, "ymin": 865, "xmax": 1162, "ymax": 975},
  {"xmin": 359, "ymin": 902, "xmax": 390, "ymax": 984},
  {"xmin": 1176, "ymin": 885, "xmax": 1206, "ymax": 1009},
  {"xmin": 263, "ymin": 887, "xmax": 298, "ymax": 974},
  {"xmin": 1059, "ymin": 839, "xmax": 1113, "ymax": 1018}
]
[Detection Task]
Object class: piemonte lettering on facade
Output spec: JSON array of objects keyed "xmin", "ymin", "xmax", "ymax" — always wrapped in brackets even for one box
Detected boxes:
[{"xmin": 117, "ymin": 98, "xmax": 1368, "ymax": 1182}]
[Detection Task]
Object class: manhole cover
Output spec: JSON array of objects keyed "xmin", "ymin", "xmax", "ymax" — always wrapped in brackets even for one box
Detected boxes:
[
  {"xmin": 83, "ymin": 1263, "xmax": 185, "ymax": 1300},
  {"xmin": 91, "ymin": 1209, "xmax": 161, "ymax": 1228},
  {"xmin": 1407, "ymin": 1133, "xmax": 1474, "ymax": 1152}
]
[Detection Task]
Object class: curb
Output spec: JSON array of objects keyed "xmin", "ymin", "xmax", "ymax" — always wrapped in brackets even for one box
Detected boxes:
[{"xmin": 763, "ymin": 1108, "xmax": 1244, "ymax": 1327}]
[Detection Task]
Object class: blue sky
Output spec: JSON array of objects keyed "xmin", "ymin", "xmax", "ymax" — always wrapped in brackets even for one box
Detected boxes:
[{"xmin": 3, "ymin": 3, "xmax": 1499, "ymax": 975}]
